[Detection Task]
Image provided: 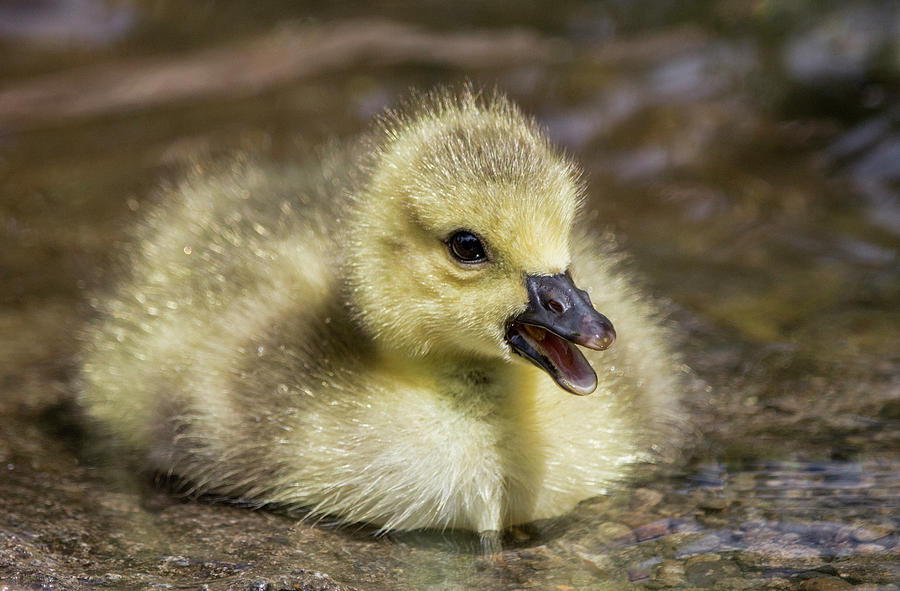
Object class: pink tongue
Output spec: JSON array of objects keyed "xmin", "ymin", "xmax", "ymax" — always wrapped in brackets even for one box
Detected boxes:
[{"xmin": 522, "ymin": 325, "xmax": 597, "ymax": 394}]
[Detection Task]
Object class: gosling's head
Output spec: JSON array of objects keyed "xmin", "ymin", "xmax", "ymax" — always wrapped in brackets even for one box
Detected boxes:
[{"xmin": 347, "ymin": 90, "xmax": 614, "ymax": 394}]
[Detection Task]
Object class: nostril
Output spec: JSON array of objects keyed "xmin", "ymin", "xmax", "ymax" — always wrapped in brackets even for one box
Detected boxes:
[{"xmin": 546, "ymin": 299, "xmax": 564, "ymax": 314}]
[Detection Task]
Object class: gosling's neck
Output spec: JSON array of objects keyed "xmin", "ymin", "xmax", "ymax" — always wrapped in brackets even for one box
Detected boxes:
[{"xmin": 375, "ymin": 345, "xmax": 540, "ymax": 410}]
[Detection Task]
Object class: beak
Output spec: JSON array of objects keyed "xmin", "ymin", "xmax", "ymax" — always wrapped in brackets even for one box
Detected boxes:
[{"xmin": 505, "ymin": 271, "xmax": 615, "ymax": 395}]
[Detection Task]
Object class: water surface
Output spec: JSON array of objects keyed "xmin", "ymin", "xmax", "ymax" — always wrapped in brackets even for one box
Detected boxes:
[{"xmin": 1, "ymin": 1, "xmax": 898, "ymax": 589}]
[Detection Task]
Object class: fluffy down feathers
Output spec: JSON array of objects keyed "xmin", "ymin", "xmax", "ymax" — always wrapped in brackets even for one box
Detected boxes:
[{"xmin": 80, "ymin": 89, "xmax": 683, "ymax": 533}]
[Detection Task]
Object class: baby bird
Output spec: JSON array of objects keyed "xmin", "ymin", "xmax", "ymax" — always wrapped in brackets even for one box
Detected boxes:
[{"xmin": 80, "ymin": 89, "xmax": 683, "ymax": 534}]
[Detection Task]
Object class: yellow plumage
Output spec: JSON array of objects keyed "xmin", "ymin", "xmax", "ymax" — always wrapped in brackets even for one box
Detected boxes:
[{"xmin": 80, "ymin": 89, "xmax": 683, "ymax": 534}]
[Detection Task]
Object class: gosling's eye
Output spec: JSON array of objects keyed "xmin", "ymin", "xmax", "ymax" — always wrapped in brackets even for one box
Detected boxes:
[{"xmin": 447, "ymin": 231, "xmax": 488, "ymax": 264}]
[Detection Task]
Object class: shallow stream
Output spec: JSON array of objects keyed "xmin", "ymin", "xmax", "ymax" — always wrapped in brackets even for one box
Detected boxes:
[{"xmin": 1, "ymin": 1, "xmax": 898, "ymax": 589}]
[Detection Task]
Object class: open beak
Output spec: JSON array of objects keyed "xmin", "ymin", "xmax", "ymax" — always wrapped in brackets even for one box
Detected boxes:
[{"xmin": 505, "ymin": 271, "xmax": 615, "ymax": 395}]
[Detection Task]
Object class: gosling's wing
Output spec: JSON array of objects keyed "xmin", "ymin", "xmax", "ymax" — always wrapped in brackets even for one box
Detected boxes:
[
  {"xmin": 563, "ymin": 226, "xmax": 684, "ymax": 455},
  {"xmin": 80, "ymin": 155, "xmax": 353, "ymax": 452}
]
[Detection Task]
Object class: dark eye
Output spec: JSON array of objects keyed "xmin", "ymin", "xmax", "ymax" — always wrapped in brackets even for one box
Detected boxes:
[{"xmin": 447, "ymin": 231, "xmax": 488, "ymax": 264}]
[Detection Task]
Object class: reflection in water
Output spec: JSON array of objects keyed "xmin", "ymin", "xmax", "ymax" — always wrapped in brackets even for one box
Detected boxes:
[
  {"xmin": 351, "ymin": 460, "xmax": 900, "ymax": 588},
  {"xmin": 0, "ymin": 0, "xmax": 897, "ymax": 589},
  {"xmin": 0, "ymin": 0, "xmax": 133, "ymax": 46}
]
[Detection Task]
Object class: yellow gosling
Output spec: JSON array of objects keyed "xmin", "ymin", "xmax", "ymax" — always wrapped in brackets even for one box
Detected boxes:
[{"xmin": 80, "ymin": 89, "xmax": 684, "ymax": 534}]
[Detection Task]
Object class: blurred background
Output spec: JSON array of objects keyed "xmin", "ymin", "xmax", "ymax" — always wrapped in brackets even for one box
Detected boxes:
[{"xmin": 1, "ymin": 1, "xmax": 898, "ymax": 589}]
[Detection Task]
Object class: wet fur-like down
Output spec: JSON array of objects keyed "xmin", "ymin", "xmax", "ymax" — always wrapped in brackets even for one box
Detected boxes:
[{"xmin": 80, "ymin": 89, "xmax": 684, "ymax": 533}]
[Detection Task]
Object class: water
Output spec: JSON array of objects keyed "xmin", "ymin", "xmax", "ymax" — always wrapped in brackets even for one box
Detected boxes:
[{"xmin": 1, "ymin": 1, "xmax": 898, "ymax": 589}]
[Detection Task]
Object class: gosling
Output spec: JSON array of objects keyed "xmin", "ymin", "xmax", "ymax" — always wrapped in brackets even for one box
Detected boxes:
[{"xmin": 80, "ymin": 89, "xmax": 683, "ymax": 534}]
